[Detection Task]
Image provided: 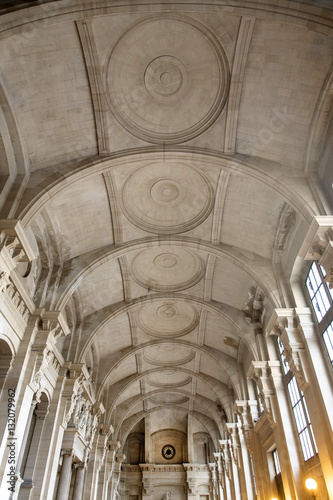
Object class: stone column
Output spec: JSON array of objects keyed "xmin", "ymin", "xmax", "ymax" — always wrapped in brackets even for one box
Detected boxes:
[
  {"xmin": 219, "ymin": 441, "xmax": 235, "ymax": 500},
  {"xmin": 209, "ymin": 462, "xmax": 219, "ymax": 500},
  {"xmin": 233, "ymin": 400, "xmax": 269, "ymax": 500},
  {"xmin": 213, "ymin": 453, "xmax": 227, "ymax": 500},
  {"xmin": 225, "ymin": 423, "xmax": 254, "ymax": 500},
  {"xmin": 248, "ymin": 360, "xmax": 301, "ymax": 500},
  {"xmin": 0, "ymin": 309, "xmax": 68, "ymax": 496},
  {"xmin": 105, "ymin": 441, "xmax": 121, "ymax": 500},
  {"xmin": 144, "ymin": 414, "xmax": 151, "ymax": 463},
  {"xmin": 110, "ymin": 453, "xmax": 126, "ymax": 500},
  {"xmin": 82, "ymin": 404, "xmax": 105, "ymax": 500},
  {"xmin": 187, "ymin": 414, "xmax": 195, "ymax": 463},
  {"xmin": 19, "ymin": 397, "xmax": 49, "ymax": 499},
  {"xmin": 92, "ymin": 424, "xmax": 114, "ymax": 500},
  {"xmin": 73, "ymin": 463, "xmax": 86, "ymax": 500},
  {"xmin": 55, "ymin": 451, "xmax": 73, "ymax": 500},
  {"xmin": 268, "ymin": 307, "xmax": 333, "ymax": 496},
  {"xmin": 13, "ymin": 399, "xmax": 37, "ymax": 496}
]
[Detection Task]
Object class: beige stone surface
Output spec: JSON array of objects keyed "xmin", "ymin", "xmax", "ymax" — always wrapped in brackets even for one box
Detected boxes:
[{"xmin": 0, "ymin": 1, "xmax": 332, "ymax": 499}]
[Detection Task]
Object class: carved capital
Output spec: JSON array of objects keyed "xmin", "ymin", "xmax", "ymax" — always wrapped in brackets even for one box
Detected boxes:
[{"xmin": 299, "ymin": 216, "xmax": 333, "ymax": 288}]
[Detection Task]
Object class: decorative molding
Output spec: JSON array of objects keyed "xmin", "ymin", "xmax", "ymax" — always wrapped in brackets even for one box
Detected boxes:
[
  {"xmin": 267, "ymin": 308, "xmax": 310, "ymax": 390},
  {"xmin": 273, "ymin": 202, "xmax": 296, "ymax": 256},
  {"xmin": 106, "ymin": 15, "xmax": 229, "ymax": 144},
  {"xmin": 211, "ymin": 170, "xmax": 230, "ymax": 243},
  {"xmin": 203, "ymin": 254, "xmax": 216, "ymax": 301},
  {"xmin": 0, "ymin": 219, "xmax": 36, "ymax": 269},
  {"xmin": 76, "ymin": 19, "xmax": 110, "ymax": 155},
  {"xmin": 3, "ymin": 277, "xmax": 31, "ymax": 324},
  {"xmin": 242, "ymin": 284, "xmax": 264, "ymax": 330},
  {"xmin": 103, "ymin": 171, "xmax": 123, "ymax": 244},
  {"xmin": 122, "ymin": 163, "xmax": 214, "ymax": 235},
  {"xmin": 298, "ymin": 216, "xmax": 333, "ymax": 288},
  {"xmin": 224, "ymin": 16, "xmax": 256, "ymax": 154},
  {"xmin": 118, "ymin": 255, "xmax": 132, "ymax": 303}
]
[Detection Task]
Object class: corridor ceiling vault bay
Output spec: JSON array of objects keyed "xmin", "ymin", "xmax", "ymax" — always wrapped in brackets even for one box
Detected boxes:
[{"xmin": 0, "ymin": 0, "xmax": 333, "ymax": 494}]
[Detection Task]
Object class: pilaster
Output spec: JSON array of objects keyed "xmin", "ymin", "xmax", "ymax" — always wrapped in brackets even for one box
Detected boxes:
[
  {"xmin": 247, "ymin": 361, "xmax": 300, "ymax": 500},
  {"xmin": 268, "ymin": 307, "xmax": 333, "ymax": 496}
]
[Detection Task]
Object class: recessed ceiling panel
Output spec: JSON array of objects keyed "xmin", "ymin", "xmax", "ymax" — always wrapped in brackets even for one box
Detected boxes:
[
  {"xmin": 106, "ymin": 15, "xmax": 229, "ymax": 143},
  {"xmin": 138, "ymin": 301, "xmax": 199, "ymax": 338},
  {"xmin": 131, "ymin": 247, "xmax": 205, "ymax": 292},
  {"xmin": 121, "ymin": 162, "xmax": 214, "ymax": 234}
]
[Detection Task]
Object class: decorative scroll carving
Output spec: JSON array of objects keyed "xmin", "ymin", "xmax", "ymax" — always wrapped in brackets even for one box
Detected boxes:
[
  {"xmin": 299, "ymin": 217, "xmax": 333, "ymax": 288},
  {"xmin": 0, "ymin": 220, "xmax": 35, "ymax": 266},
  {"xmin": 186, "ymin": 477, "xmax": 197, "ymax": 495},
  {"xmin": 268, "ymin": 309, "xmax": 309, "ymax": 390},
  {"xmin": 3, "ymin": 279, "xmax": 31, "ymax": 323},
  {"xmin": 242, "ymin": 284, "xmax": 264, "ymax": 330},
  {"xmin": 142, "ymin": 477, "xmax": 153, "ymax": 496},
  {"xmin": 274, "ymin": 203, "xmax": 296, "ymax": 253}
]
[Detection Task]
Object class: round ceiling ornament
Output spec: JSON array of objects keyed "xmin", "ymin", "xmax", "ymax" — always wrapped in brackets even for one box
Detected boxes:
[
  {"xmin": 121, "ymin": 162, "xmax": 214, "ymax": 234},
  {"xmin": 138, "ymin": 301, "xmax": 199, "ymax": 338},
  {"xmin": 106, "ymin": 15, "xmax": 229, "ymax": 144},
  {"xmin": 143, "ymin": 346, "xmax": 195, "ymax": 366},
  {"xmin": 131, "ymin": 247, "xmax": 205, "ymax": 292}
]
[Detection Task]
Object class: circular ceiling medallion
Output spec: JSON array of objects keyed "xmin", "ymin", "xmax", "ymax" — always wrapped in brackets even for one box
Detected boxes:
[
  {"xmin": 122, "ymin": 162, "xmax": 214, "ymax": 234},
  {"xmin": 106, "ymin": 15, "xmax": 229, "ymax": 144},
  {"xmin": 138, "ymin": 301, "xmax": 199, "ymax": 338},
  {"xmin": 131, "ymin": 247, "xmax": 205, "ymax": 292},
  {"xmin": 146, "ymin": 374, "xmax": 192, "ymax": 388},
  {"xmin": 143, "ymin": 346, "xmax": 195, "ymax": 366},
  {"xmin": 144, "ymin": 56, "xmax": 188, "ymax": 101}
]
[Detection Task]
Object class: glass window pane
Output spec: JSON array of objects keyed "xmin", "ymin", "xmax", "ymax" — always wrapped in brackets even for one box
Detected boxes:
[
  {"xmin": 311, "ymin": 264, "xmax": 322, "ymax": 289},
  {"xmin": 288, "ymin": 378, "xmax": 299, "ymax": 407},
  {"xmin": 273, "ymin": 449, "xmax": 281, "ymax": 474},
  {"xmin": 323, "ymin": 321, "xmax": 333, "ymax": 366}
]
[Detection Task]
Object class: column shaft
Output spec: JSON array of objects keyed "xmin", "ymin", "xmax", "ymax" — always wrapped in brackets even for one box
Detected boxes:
[{"xmin": 55, "ymin": 453, "xmax": 73, "ymax": 500}]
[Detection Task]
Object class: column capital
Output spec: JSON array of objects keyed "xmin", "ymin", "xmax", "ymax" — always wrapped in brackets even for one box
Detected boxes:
[
  {"xmin": 218, "ymin": 440, "xmax": 232, "ymax": 480},
  {"xmin": 298, "ymin": 215, "xmax": 333, "ymax": 288},
  {"xmin": 116, "ymin": 453, "xmax": 126, "ymax": 464},
  {"xmin": 0, "ymin": 219, "xmax": 36, "ymax": 271},
  {"xmin": 233, "ymin": 400, "xmax": 259, "ymax": 426},
  {"xmin": 267, "ymin": 308, "xmax": 311, "ymax": 390},
  {"xmin": 61, "ymin": 449, "xmax": 74, "ymax": 458},
  {"xmin": 108, "ymin": 440, "xmax": 121, "ymax": 452},
  {"xmin": 73, "ymin": 461, "xmax": 85, "ymax": 470},
  {"xmin": 247, "ymin": 361, "xmax": 282, "ymax": 427}
]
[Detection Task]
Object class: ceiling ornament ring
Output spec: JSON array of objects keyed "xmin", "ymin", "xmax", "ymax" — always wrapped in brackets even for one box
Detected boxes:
[
  {"xmin": 148, "ymin": 395, "xmax": 190, "ymax": 405},
  {"xmin": 131, "ymin": 247, "xmax": 205, "ymax": 292},
  {"xmin": 142, "ymin": 349, "xmax": 195, "ymax": 366},
  {"xmin": 106, "ymin": 14, "xmax": 229, "ymax": 144},
  {"xmin": 121, "ymin": 162, "xmax": 214, "ymax": 234},
  {"xmin": 146, "ymin": 375, "xmax": 192, "ymax": 388},
  {"xmin": 138, "ymin": 301, "xmax": 199, "ymax": 338}
]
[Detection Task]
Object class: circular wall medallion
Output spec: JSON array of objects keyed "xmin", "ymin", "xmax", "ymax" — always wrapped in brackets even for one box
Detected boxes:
[
  {"xmin": 162, "ymin": 444, "xmax": 176, "ymax": 460},
  {"xmin": 131, "ymin": 247, "xmax": 205, "ymax": 292},
  {"xmin": 106, "ymin": 15, "xmax": 229, "ymax": 144},
  {"xmin": 138, "ymin": 301, "xmax": 199, "ymax": 338},
  {"xmin": 122, "ymin": 162, "xmax": 214, "ymax": 234}
]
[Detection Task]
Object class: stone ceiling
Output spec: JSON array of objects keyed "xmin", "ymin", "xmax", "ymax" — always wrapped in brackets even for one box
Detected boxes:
[{"xmin": 0, "ymin": 0, "xmax": 332, "ymax": 446}]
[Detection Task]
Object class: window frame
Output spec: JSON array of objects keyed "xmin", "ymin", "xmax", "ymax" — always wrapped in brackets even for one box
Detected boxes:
[
  {"xmin": 276, "ymin": 337, "xmax": 317, "ymax": 462},
  {"xmin": 305, "ymin": 261, "xmax": 333, "ymax": 370}
]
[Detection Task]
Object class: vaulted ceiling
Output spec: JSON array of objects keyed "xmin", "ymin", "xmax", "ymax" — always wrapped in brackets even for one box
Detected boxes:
[{"xmin": 0, "ymin": 0, "xmax": 332, "ymax": 447}]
